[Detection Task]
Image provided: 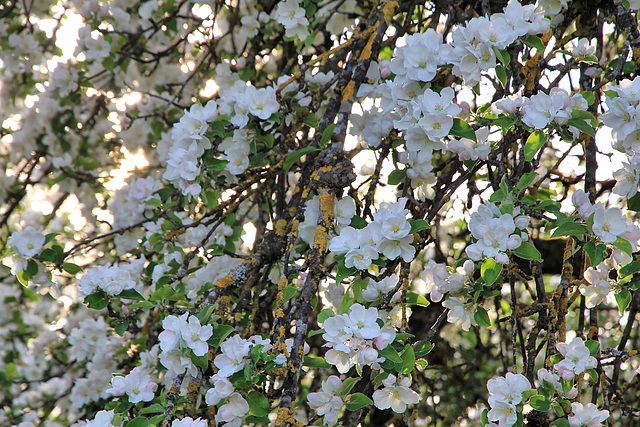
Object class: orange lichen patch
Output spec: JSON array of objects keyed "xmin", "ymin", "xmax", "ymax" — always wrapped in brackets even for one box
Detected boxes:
[
  {"xmin": 359, "ymin": 22, "xmax": 380, "ymax": 61},
  {"xmin": 383, "ymin": 1, "xmax": 398, "ymax": 25},
  {"xmin": 206, "ymin": 405, "xmax": 216, "ymax": 422},
  {"xmin": 522, "ymin": 31, "xmax": 552, "ymax": 92},
  {"xmin": 276, "ymin": 407, "xmax": 303, "ymax": 427},
  {"xmin": 186, "ymin": 377, "xmax": 201, "ymax": 412},
  {"xmin": 219, "ymin": 295, "xmax": 231, "ymax": 312},
  {"xmin": 164, "ymin": 227, "xmax": 185, "ymax": 240},
  {"xmin": 311, "ymin": 190, "xmax": 335, "ymax": 253},
  {"xmin": 632, "ymin": 46, "xmax": 640, "ymax": 67},
  {"xmin": 341, "ymin": 80, "xmax": 356, "ymax": 105},
  {"xmin": 215, "ymin": 275, "xmax": 233, "ymax": 289}
]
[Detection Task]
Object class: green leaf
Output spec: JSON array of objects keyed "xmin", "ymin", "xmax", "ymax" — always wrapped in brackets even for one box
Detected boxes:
[
  {"xmin": 581, "ymin": 92, "xmax": 596, "ymax": 105},
  {"xmin": 613, "ymin": 237, "xmax": 633, "ymax": 257},
  {"xmin": 619, "ymin": 261, "xmax": 640, "ymax": 278},
  {"xmin": 481, "ymin": 408, "xmax": 489, "ymax": 426},
  {"xmin": 192, "ymin": 353, "xmax": 208, "ymax": 370},
  {"xmin": 529, "ymin": 395, "xmax": 551, "ymax": 412},
  {"xmin": 204, "ymin": 157, "xmax": 229, "ymax": 173},
  {"xmin": 320, "ymin": 123, "xmax": 335, "ymax": 146},
  {"xmin": 197, "ymin": 305, "xmax": 215, "ymax": 325},
  {"xmin": 406, "ymin": 292, "xmax": 430, "ymax": 307},
  {"xmin": 125, "ymin": 417, "xmax": 150, "ymax": 427},
  {"xmin": 585, "ymin": 340, "xmax": 600, "ymax": 357},
  {"xmin": 318, "ymin": 308, "xmax": 334, "ymax": 323},
  {"xmin": 209, "ymin": 324, "xmax": 235, "ymax": 348},
  {"xmin": 496, "ymin": 65, "xmax": 507, "ymax": 87},
  {"xmin": 524, "ymin": 130, "xmax": 547, "ymax": 161},
  {"xmin": 346, "ymin": 393, "xmax": 373, "ymax": 411},
  {"xmin": 551, "ymin": 222, "xmax": 588, "ymax": 238},
  {"xmin": 283, "ymin": 286, "xmax": 297, "ymax": 302},
  {"xmin": 350, "ymin": 216, "xmax": 368, "ymax": 229},
  {"xmin": 450, "ymin": 118, "xmax": 476, "ymax": 142},
  {"xmin": 378, "ymin": 345, "xmax": 403, "ymax": 364},
  {"xmin": 571, "ymin": 110, "xmax": 597, "ymax": 126},
  {"xmin": 102, "ymin": 56, "xmax": 116, "ymax": 72},
  {"xmin": 516, "ymin": 171, "xmax": 539, "ymax": 191},
  {"xmin": 551, "ymin": 419, "xmax": 570, "ymax": 427},
  {"xmin": 413, "ymin": 340, "xmax": 433, "ymax": 357},
  {"xmin": 615, "ymin": 289, "xmax": 632, "ymax": 314},
  {"xmin": 138, "ymin": 403, "xmax": 164, "ymax": 414},
  {"xmin": 568, "ymin": 118, "xmax": 595, "ymax": 137},
  {"xmin": 474, "ymin": 306, "xmax": 491, "ymax": 327},
  {"xmin": 481, "ymin": 258, "xmax": 502, "ymax": 286},
  {"xmin": 388, "ymin": 169, "xmax": 406, "ymax": 185},
  {"xmin": 303, "ymin": 356, "xmax": 331, "ymax": 368},
  {"xmin": 511, "ymin": 241, "xmax": 542, "ymax": 261},
  {"xmin": 303, "ymin": 113, "xmax": 318, "ymax": 128},
  {"xmin": 247, "ymin": 390, "xmax": 270, "ymax": 417},
  {"xmin": 246, "ymin": 416, "xmax": 271, "ymax": 424},
  {"xmin": 118, "ymin": 289, "xmax": 146, "ymax": 301},
  {"xmin": 521, "ymin": 34, "xmax": 546, "ymax": 52},
  {"xmin": 409, "ymin": 219, "xmax": 430, "ymax": 233},
  {"xmin": 115, "ymin": 322, "xmax": 129, "ymax": 336},
  {"xmin": 628, "ymin": 193, "xmax": 640, "ymax": 211},
  {"xmin": 583, "ymin": 241, "xmax": 606, "ymax": 266},
  {"xmin": 400, "ymin": 345, "xmax": 416, "ymax": 374},
  {"xmin": 84, "ymin": 290, "xmax": 109, "ymax": 310},
  {"xmin": 340, "ymin": 377, "xmax": 361, "ymax": 397},
  {"xmin": 283, "ymin": 146, "xmax": 320, "ymax": 172}
]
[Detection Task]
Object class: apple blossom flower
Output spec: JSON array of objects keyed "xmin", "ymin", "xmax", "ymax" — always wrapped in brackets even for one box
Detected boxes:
[
  {"xmin": 555, "ymin": 337, "xmax": 598, "ymax": 380},
  {"xmin": 181, "ymin": 315, "xmax": 213, "ymax": 357},
  {"xmin": 205, "ymin": 374, "xmax": 234, "ymax": 406},
  {"xmin": 8, "ymin": 226, "xmax": 45, "ymax": 257},
  {"xmin": 592, "ymin": 205, "xmax": 627, "ymax": 244},
  {"xmin": 486, "ymin": 373, "xmax": 531, "ymax": 406},
  {"xmin": 307, "ymin": 376, "xmax": 343, "ymax": 426},
  {"xmin": 372, "ymin": 374, "xmax": 421, "ymax": 413},
  {"xmin": 442, "ymin": 297, "xmax": 476, "ymax": 331},
  {"xmin": 107, "ymin": 366, "xmax": 157, "ymax": 403},
  {"xmin": 580, "ymin": 262, "xmax": 611, "ymax": 309},
  {"xmin": 215, "ymin": 392, "xmax": 250, "ymax": 425},
  {"xmin": 569, "ymin": 402, "xmax": 609, "ymax": 427}
]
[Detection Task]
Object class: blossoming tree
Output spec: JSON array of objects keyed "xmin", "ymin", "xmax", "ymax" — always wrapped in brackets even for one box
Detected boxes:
[{"xmin": 1, "ymin": 0, "xmax": 640, "ymax": 426}]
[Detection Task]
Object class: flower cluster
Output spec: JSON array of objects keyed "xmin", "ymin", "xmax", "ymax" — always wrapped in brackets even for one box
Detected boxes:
[
  {"xmin": 79, "ymin": 257, "xmax": 145, "ymax": 297},
  {"xmin": 329, "ymin": 198, "xmax": 415, "ymax": 270},
  {"xmin": 572, "ymin": 189, "xmax": 640, "ymax": 264},
  {"xmin": 521, "ymin": 88, "xmax": 588, "ymax": 131},
  {"xmin": 163, "ymin": 101, "xmax": 219, "ymax": 196},
  {"xmin": 486, "ymin": 373, "xmax": 531, "ymax": 427},
  {"xmin": 321, "ymin": 304, "xmax": 396, "ymax": 373},
  {"xmin": 602, "ymin": 78, "xmax": 640, "ymax": 154},
  {"xmin": 274, "ymin": 0, "xmax": 309, "ymax": 41},
  {"xmin": 108, "ymin": 176, "xmax": 160, "ymax": 229},
  {"xmin": 422, "ymin": 259, "xmax": 474, "ymax": 302},
  {"xmin": 449, "ymin": 2, "xmax": 549, "ymax": 85},
  {"xmin": 158, "ymin": 313, "xmax": 213, "ymax": 378},
  {"xmin": 466, "ymin": 202, "xmax": 529, "ymax": 263}
]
